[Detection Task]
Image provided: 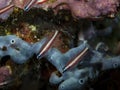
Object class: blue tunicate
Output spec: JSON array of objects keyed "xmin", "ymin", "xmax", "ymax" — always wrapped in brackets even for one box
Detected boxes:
[
  {"xmin": 0, "ymin": 35, "xmax": 120, "ymax": 90},
  {"xmin": 0, "ymin": 35, "xmax": 47, "ymax": 64}
]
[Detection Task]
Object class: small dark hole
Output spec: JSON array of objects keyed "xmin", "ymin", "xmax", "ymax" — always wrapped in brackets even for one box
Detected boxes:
[
  {"xmin": 84, "ymin": 0, "xmax": 89, "ymax": 2},
  {"xmin": 61, "ymin": 85, "xmax": 64, "ymax": 89},
  {"xmin": 15, "ymin": 47, "xmax": 20, "ymax": 51},
  {"xmin": 0, "ymin": 55, "xmax": 11, "ymax": 66},
  {"xmin": 2, "ymin": 46, "xmax": 7, "ymax": 51},
  {"xmin": 79, "ymin": 79, "xmax": 84, "ymax": 84},
  {"xmin": 113, "ymin": 63, "xmax": 118, "ymax": 68}
]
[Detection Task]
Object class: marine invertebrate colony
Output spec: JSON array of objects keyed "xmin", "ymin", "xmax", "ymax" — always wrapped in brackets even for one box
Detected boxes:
[
  {"xmin": 0, "ymin": 31, "xmax": 60, "ymax": 64},
  {"xmin": 0, "ymin": 0, "xmax": 120, "ymax": 90},
  {"xmin": 0, "ymin": 34, "xmax": 119, "ymax": 90}
]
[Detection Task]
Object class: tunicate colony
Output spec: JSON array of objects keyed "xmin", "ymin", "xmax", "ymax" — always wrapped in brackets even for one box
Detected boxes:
[{"xmin": 0, "ymin": 35, "xmax": 119, "ymax": 90}]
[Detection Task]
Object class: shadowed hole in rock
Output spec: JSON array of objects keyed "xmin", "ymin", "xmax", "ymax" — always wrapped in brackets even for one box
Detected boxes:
[{"xmin": 0, "ymin": 55, "xmax": 11, "ymax": 66}]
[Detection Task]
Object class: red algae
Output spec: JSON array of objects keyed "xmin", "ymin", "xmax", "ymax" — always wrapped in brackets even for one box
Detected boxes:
[
  {"xmin": 0, "ymin": 0, "xmax": 13, "ymax": 20},
  {"xmin": 0, "ymin": 66, "xmax": 12, "ymax": 83},
  {"xmin": 45, "ymin": 0, "xmax": 120, "ymax": 19}
]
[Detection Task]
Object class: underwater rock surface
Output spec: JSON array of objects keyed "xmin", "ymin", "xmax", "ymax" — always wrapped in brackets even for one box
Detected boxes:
[
  {"xmin": 0, "ymin": 1, "xmax": 120, "ymax": 89},
  {"xmin": 41, "ymin": 0, "xmax": 120, "ymax": 19},
  {"xmin": 0, "ymin": 0, "xmax": 120, "ymax": 20}
]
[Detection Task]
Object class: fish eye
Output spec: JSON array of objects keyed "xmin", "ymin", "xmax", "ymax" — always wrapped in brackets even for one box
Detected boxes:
[
  {"xmin": 10, "ymin": 39, "xmax": 15, "ymax": 44},
  {"xmin": 79, "ymin": 79, "xmax": 84, "ymax": 84}
]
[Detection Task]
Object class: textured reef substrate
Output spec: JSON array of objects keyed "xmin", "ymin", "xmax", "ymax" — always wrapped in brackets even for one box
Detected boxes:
[{"xmin": 0, "ymin": 7, "xmax": 120, "ymax": 90}]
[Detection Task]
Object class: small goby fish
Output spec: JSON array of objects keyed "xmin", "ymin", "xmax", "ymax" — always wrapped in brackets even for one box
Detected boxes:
[
  {"xmin": 0, "ymin": 4, "xmax": 14, "ymax": 14},
  {"xmin": 37, "ymin": 30, "xmax": 59, "ymax": 59},
  {"xmin": 24, "ymin": 0, "xmax": 47, "ymax": 11},
  {"xmin": 63, "ymin": 47, "xmax": 89, "ymax": 73},
  {"xmin": 37, "ymin": 0, "xmax": 47, "ymax": 4}
]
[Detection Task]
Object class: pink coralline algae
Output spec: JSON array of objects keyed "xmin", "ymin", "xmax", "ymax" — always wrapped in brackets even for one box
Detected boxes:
[
  {"xmin": 0, "ymin": 0, "xmax": 33, "ymax": 20},
  {"xmin": 0, "ymin": 66, "xmax": 12, "ymax": 85},
  {"xmin": 47, "ymin": 0, "xmax": 120, "ymax": 19},
  {"xmin": 0, "ymin": 0, "xmax": 13, "ymax": 20},
  {"xmin": 0, "ymin": 0, "xmax": 120, "ymax": 20},
  {"xmin": 0, "ymin": 0, "xmax": 47, "ymax": 20}
]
